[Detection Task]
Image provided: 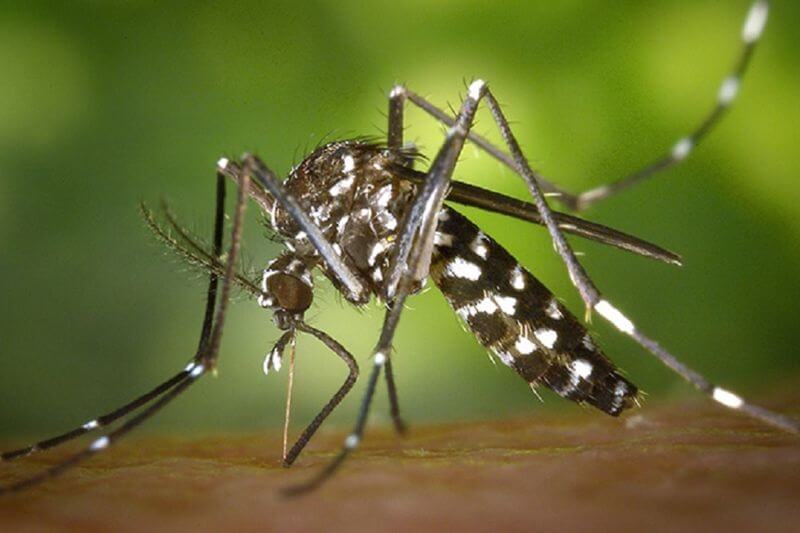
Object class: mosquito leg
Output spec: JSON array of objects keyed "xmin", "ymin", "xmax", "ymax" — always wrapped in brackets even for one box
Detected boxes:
[
  {"xmin": 282, "ymin": 321, "xmax": 359, "ymax": 468},
  {"xmin": 0, "ymin": 369, "xmax": 189, "ymax": 462},
  {"xmin": 379, "ymin": 96, "xmax": 411, "ymax": 436},
  {"xmin": 592, "ymin": 298, "xmax": 799, "ymax": 433},
  {"xmin": 285, "ymin": 82, "xmax": 490, "ymax": 494},
  {"xmin": 0, "ymin": 175, "xmax": 226, "ymax": 465},
  {"xmin": 573, "ymin": 1, "xmax": 769, "ymax": 210},
  {"xmin": 388, "ymin": 85, "xmax": 405, "ymax": 150},
  {"xmin": 384, "ymin": 357, "xmax": 407, "ymax": 435},
  {"xmin": 0, "ymin": 169, "xmax": 249, "ymax": 493},
  {"xmin": 395, "ymin": 1, "xmax": 769, "ymax": 211}
]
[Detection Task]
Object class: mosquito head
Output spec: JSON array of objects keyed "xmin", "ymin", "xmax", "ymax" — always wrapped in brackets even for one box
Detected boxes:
[{"xmin": 257, "ymin": 254, "xmax": 314, "ymax": 328}]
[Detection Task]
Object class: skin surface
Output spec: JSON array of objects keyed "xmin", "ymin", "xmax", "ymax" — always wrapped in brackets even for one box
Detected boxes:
[{"xmin": 1, "ymin": 393, "xmax": 798, "ymax": 533}]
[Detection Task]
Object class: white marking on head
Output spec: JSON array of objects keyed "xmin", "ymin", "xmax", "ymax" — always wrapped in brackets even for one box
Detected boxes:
[
  {"xmin": 671, "ymin": 137, "xmax": 693, "ymax": 161},
  {"xmin": 571, "ymin": 359, "xmax": 593, "ymax": 380},
  {"xmin": 445, "ymin": 257, "xmax": 482, "ymax": 280},
  {"xmin": 90, "ymin": 436, "xmax": 110, "ymax": 451},
  {"xmin": 468, "ymin": 79, "xmax": 486, "ymax": 101},
  {"xmin": 257, "ymin": 294, "xmax": 275, "ymax": 308},
  {"xmin": 329, "ymin": 175, "xmax": 355, "ymax": 196},
  {"xmin": 470, "ymin": 233, "xmax": 489, "ymax": 259},
  {"xmin": 374, "ymin": 351, "xmax": 387, "ymax": 366},
  {"xmin": 718, "ymin": 76, "xmax": 740, "ymax": 105},
  {"xmin": 545, "ymin": 299, "xmax": 563, "ymax": 320},
  {"xmin": 494, "ymin": 295, "xmax": 517, "ymax": 316},
  {"xmin": 344, "ymin": 434, "xmax": 360, "ymax": 449},
  {"xmin": 82, "ymin": 420, "xmax": 100, "ymax": 431},
  {"xmin": 342, "ymin": 154, "xmax": 356, "ymax": 173},
  {"xmin": 534, "ymin": 328, "xmax": 558, "ymax": 349},
  {"xmin": 510, "ymin": 266, "xmax": 525, "ymax": 291},
  {"xmin": 515, "ymin": 335, "xmax": 537, "ymax": 355},
  {"xmin": 434, "ymin": 231, "xmax": 454, "ymax": 247},
  {"xmin": 437, "ymin": 208, "xmax": 450, "ymax": 222},
  {"xmin": 216, "ymin": 157, "xmax": 229, "ymax": 171},
  {"xmin": 712, "ymin": 387, "xmax": 744, "ymax": 409},
  {"xmin": 595, "ymin": 300, "xmax": 635, "ymax": 334},
  {"xmin": 742, "ymin": 0, "xmax": 768, "ymax": 43}
]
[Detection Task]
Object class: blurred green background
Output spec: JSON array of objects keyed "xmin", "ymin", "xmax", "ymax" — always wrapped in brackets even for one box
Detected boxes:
[{"xmin": 1, "ymin": 0, "xmax": 799, "ymax": 440}]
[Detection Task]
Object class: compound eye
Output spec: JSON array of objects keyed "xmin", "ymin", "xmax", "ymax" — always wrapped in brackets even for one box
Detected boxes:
[{"xmin": 267, "ymin": 273, "xmax": 313, "ymax": 313}]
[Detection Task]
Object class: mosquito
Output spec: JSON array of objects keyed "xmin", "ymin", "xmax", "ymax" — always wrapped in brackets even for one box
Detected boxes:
[{"xmin": 1, "ymin": 0, "xmax": 794, "ymax": 496}]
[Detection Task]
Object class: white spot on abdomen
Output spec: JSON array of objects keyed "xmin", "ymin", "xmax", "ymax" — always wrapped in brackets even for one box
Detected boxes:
[
  {"xmin": 494, "ymin": 295, "xmax": 517, "ymax": 316},
  {"xmin": 445, "ymin": 257, "xmax": 482, "ymax": 280},
  {"xmin": 510, "ymin": 266, "xmax": 525, "ymax": 290},
  {"xmin": 515, "ymin": 335, "xmax": 537, "ymax": 355},
  {"xmin": 534, "ymin": 328, "xmax": 558, "ymax": 349}
]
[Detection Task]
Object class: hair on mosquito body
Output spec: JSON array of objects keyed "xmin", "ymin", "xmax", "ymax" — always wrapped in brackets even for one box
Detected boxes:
[{"xmin": 1, "ymin": 0, "xmax": 794, "ymax": 497}]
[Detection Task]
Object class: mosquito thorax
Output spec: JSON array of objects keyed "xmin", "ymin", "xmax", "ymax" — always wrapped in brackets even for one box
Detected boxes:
[{"xmin": 271, "ymin": 141, "xmax": 418, "ymax": 302}]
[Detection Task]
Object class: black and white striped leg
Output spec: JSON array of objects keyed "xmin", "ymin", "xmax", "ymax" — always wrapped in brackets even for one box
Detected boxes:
[
  {"xmin": 0, "ymin": 174, "xmax": 227, "ymax": 467},
  {"xmin": 573, "ymin": 0, "xmax": 769, "ymax": 210},
  {"xmin": 591, "ymin": 298, "xmax": 799, "ymax": 433},
  {"xmin": 286, "ymin": 81, "xmax": 491, "ymax": 494},
  {"xmin": 0, "ymin": 369, "xmax": 189, "ymax": 463},
  {"xmin": 390, "ymin": 1, "xmax": 769, "ymax": 212},
  {"xmin": 0, "ymin": 169, "xmax": 250, "ymax": 493},
  {"xmin": 282, "ymin": 321, "xmax": 360, "ymax": 467}
]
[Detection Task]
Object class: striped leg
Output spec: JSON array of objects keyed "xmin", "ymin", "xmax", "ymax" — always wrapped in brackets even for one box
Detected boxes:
[
  {"xmin": 392, "ymin": 1, "xmax": 769, "ymax": 212},
  {"xmin": 592, "ymin": 299, "xmax": 799, "ymax": 433},
  {"xmin": 0, "ymin": 169, "xmax": 250, "ymax": 494}
]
